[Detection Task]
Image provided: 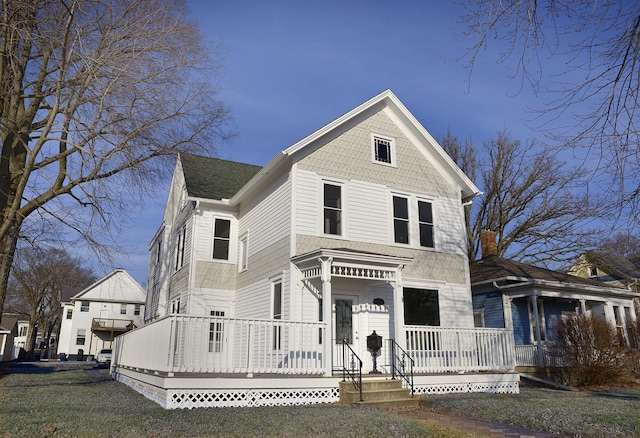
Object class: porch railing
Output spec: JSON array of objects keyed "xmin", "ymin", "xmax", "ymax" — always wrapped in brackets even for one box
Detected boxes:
[
  {"xmin": 341, "ymin": 339, "xmax": 363, "ymax": 401},
  {"xmin": 113, "ymin": 315, "xmax": 327, "ymax": 375},
  {"xmin": 389, "ymin": 338, "xmax": 414, "ymax": 394},
  {"xmin": 112, "ymin": 316, "xmax": 517, "ymax": 376},
  {"xmin": 405, "ymin": 326, "xmax": 515, "ymax": 373},
  {"xmin": 515, "ymin": 344, "xmax": 568, "ymax": 367}
]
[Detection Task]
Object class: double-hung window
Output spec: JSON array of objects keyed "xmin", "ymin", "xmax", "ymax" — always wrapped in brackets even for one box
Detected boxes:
[
  {"xmin": 323, "ymin": 183, "xmax": 342, "ymax": 235},
  {"xmin": 213, "ymin": 218, "xmax": 231, "ymax": 260},
  {"xmin": 272, "ymin": 281, "xmax": 282, "ymax": 350},
  {"xmin": 80, "ymin": 301, "xmax": 90, "ymax": 312},
  {"xmin": 393, "ymin": 196, "xmax": 410, "ymax": 244},
  {"xmin": 391, "ymin": 196, "xmax": 435, "ymax": 248},
  {"xmin": 120, "ymin": 303, "xmax": 127, "ymax": 315},
  {"xmin": 76, "ymin": 329, "xmax": 86, "ymax": 345},
  {"xmin": 418, "ymin": 200, "xmax": 434, "ymax": 248},
  {"xmin": 175, "ymin": 226, "xmax": 186, "ymax": 270}
]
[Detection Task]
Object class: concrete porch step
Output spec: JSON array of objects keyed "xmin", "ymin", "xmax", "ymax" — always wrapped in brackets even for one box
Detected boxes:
[{"xmin": 339, "ymin": 379, "xmax": 418, "ymax": 409}]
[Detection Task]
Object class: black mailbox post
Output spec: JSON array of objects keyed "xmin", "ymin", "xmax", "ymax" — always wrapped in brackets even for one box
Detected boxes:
[{"xmin": 366, "ymin": 331, "xmax": 382, "ymax": 374}]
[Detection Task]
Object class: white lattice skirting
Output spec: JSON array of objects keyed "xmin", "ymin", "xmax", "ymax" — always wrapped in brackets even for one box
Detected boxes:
[{"xmin": 114, "ymin": 368, "xmax": 519, "ymax": 409}]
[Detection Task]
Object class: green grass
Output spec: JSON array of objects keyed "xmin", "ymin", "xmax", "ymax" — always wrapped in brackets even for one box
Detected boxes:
[
  {"xmin": 1, "ymin": 364, "xmax": 637, "ymax": 437},
  {"xmin": 0, "ymin": 366, "xmax": 436, "ymax": 437},
  {"xmin": 421, "ymin": 386, "xmax": 640, "ymax": 438}
]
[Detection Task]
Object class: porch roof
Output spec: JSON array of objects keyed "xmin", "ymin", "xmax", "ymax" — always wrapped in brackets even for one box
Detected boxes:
[
  {"xmin": 470, "ymin": 255, "xmax": 639, "ymax": 299},
  {"xmin": 292, "ymin": 248, "xmax": 412, "ymax": 282},
  {"xmin": 292, "ymin": 247, "xmax": 412, "ymax": 267}
]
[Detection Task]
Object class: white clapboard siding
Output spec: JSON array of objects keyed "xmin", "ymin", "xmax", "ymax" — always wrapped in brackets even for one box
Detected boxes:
[
  {"xmin": 239, "ymin": 174, "xmax": 291, "ymax": 256},
  {"xmin": 436, "ymin": 197, "xmax": 467, "ymax": 256},
  {"xmin": 346, "ymin": 180, "xmax": 390, "ymax": 244},
  {"xmin": 292, "ymin": 169, "xmax": 318, "ymax": 236},
  {"xmin": 437, "ymin": 283, "xmax": 475, "ymax": 327},
  {"xmin": 235, "ymin": 271, "xmax": 290, "ymax": 320}
]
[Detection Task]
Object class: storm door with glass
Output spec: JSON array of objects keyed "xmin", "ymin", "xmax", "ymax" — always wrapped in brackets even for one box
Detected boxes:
[{"xmin": 333, "ymin": 296, "xmax": 358, "ymax": 371}]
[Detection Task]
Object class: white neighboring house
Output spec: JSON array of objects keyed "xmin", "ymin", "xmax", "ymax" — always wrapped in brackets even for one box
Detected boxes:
[
  {"xmin": 58, "ymin": 269, "xmax": 146, "ymax": 360},
  {"xmin": 114, "ymin": 90, "xmax": 520, "ymax": 409}
]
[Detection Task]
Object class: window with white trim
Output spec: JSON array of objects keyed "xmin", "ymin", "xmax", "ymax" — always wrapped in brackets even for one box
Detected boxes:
[
  {"xmin": 80, "ymin": 301, "xmax": 90, "ymax": 312},
  {"xmin": 372, "ymin": 135, "xmax": 395, "ymax": 166},
  {"xmin": 134, "ymin": 304, "xmax": 141, "ymax": 316},
  {"xmin": 209, "ymin": 310, "xmax": 225, "ymax": 353},
  {"xmin": 239, "ymin": 234, "xmax": 248, "ymax": 272},
  {"xmin": 18, "ymin": 325, "xmax": 28, "ymax": 337},
  {"xmin": 393, "ymin": 196, "xmax": 409, "ymax": 244},
  {"xmin": 66, "ymin": 309, "xmax": 73, "ymax": 320},
  {"xmin": 76, "ymin": 329, "xmax": 86, "ymax": 345},
  {"xmin": 272, "ymin": 280, "xmax": 282, "ymax": 350},
  {"xmin": 323, "ymin": 183, "xmax": 342, "ymax": 235},
  {"xmin": 213, "ymin": 218, "xmax": 231, "ymax": 260},
  {"xmin": 155, "ymin": 240, "xmax": 161, "ymax": 265},
  {"xmin": 120, "ymin": 303, "xmax": 127, "ymax": 315},
  {"xmin": 175, "ymin": 226, "xmax": 186, "ymax": 270},
  {"xmin": 418, "ymin": 200, "xmax": 434, "ymax": 248}
]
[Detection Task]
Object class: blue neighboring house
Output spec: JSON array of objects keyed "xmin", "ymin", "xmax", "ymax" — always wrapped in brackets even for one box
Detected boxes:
[{"xmin": 470, "ymin": 231, "xmax": 640, "ymax": 368}]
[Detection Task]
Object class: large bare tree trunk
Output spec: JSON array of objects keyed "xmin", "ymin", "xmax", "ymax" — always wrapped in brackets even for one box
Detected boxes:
[{"xmin": 0, "ymin": 220, "xmax": 21, "ymax": 326}]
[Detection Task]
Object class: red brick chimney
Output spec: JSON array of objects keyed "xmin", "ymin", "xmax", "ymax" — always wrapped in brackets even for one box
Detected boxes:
[{"xmin": 480, "ymin": 230, "xmax": 497, "ymax": 258}]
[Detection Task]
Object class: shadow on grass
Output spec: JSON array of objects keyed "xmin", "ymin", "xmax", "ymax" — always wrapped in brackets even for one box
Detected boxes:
[
  {"xmin": 0, "ymin": 361, "xmax": 104, "ymax": 377},
  {"xmin": 591, "ymin": 390, "xmax": 639, "ymax": 401}
]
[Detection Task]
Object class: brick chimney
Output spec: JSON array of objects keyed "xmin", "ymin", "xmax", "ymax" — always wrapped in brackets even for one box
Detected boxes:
[{"xmin": 480, "ymin": 230, "xmax": 497, "ymax": 258}]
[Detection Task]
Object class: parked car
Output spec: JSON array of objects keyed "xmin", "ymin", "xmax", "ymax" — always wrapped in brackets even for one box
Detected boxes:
[{"xmin": 96, "ymin": 349, "xmax": 112, "ymax": 364}]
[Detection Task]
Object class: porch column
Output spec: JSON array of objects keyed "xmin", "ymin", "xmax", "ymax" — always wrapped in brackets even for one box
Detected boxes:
[
  {"xmin": 579, "ymin": 299, "xmax": 587, "ymax": 314},
  {"xmin": 531, "ymin": 294, "xmax": 544, "ymax": 367},
  {"xmin": 319, "ymin": 257, "xmax": 333, "ymax": 376},
  {"xmin": 603, "ymin": 301, "xmax": 614, "ymax": 324},
  {"xmin": 393, "ymin": 265, "xmax": 405, "ymax": 349},
  {"xmin": 502, "ymin": 296, "xmax": 513, "ymax": 332}
]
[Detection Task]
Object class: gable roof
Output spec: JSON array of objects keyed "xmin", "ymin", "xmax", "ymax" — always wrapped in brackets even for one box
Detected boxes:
[
  {"xmin": 71, "ymin": 269, "xmax": 146, "ymax": 304},
  {"xmin": 231, "ymin": 89, "xmax": 482, "ymax": 205},
  {"xmin": 583, "ymin": 251, "xmax": 640, "ymax": 280},
  {"xmin": 0, "ymin": 313, "xmax": 19, "ymax": 332},
  {"xmin": 180, "ymin": 153, "xmax": 261, "ymax": 200},
  {"xmin": 470, "ymin": 255, "xmax": 626, "ymax": 290}
]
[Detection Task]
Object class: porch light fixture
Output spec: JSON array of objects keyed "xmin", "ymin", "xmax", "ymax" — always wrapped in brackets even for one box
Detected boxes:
[{"xmin": 373, "ymin": 297, "xmax": 385, "ymax": 306}]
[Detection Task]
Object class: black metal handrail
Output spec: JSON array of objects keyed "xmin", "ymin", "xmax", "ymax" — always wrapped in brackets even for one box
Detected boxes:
[
  {"xmin": 389, "ymin": 338, "xmax": 415, "ymax": 395},
  {"xmin": 341, "ymin": 339, "xmax": 363, "ymax": 401}
]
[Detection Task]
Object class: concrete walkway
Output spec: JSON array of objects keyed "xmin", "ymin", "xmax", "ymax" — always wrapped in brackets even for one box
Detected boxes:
[{"xmin": 396, "ymin": 408, "xmax": 558, "ymax": 438}]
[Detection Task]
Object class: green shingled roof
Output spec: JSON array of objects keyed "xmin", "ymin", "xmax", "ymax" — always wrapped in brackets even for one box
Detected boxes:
[{"xmin": 180, "ymin": 153, "xmax": 262, "ymax": 200}]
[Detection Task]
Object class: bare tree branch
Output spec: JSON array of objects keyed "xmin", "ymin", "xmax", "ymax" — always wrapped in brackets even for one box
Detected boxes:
[
  {"xmin": 0, "ymin": 0, "xmax": 231, "ymax": 321},
  {"xmin": 441, "ymin": 129, "xmax": 600, "ymax": 265},
  {"xmin": 458, "ymin": 1, "xmax": 640, "ymax": 224}
]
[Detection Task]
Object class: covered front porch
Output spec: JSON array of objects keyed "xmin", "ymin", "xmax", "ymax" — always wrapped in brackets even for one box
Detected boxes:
[
  {"xmin": 506, "ymin": 292, "xmax": 638, "ymax": 368},
  {"xmin": 111, "ymin": 313, "xmax": 518, "ymax": 408}
]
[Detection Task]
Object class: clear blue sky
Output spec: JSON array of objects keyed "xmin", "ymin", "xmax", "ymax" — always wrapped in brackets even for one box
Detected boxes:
[{"xmin": 114, "ymin": 0, "xmax": 550, "ymax": 286}]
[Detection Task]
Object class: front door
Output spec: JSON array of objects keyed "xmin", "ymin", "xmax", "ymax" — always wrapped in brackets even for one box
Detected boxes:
[{"xmin": 333, "ymin": 295, "xmax": 359, "ymax": 371}]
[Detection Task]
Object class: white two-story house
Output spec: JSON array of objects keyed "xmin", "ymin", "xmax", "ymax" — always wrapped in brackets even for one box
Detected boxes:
[
  {"xmin": 58, "ymin": 269, "xmax": 146, "ymax": 360},
  {"xmin": 113, "ymin": 90, "xmax": 519, "ymax": 409}
]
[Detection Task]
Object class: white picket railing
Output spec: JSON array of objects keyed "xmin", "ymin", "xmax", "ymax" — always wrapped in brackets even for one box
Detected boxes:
[
  {"xmin": 113, "ymin": 316, "xmax": 516, "ymax": 376},
  {"xmin": 514, "ymin": 343, "xmax": 567, "ymax": 367},
  {"xmin": 113, "ymin": 315, "xmax": 326, "ymax": 375},
  {"xmin": 515, "ymin": 344, "xmax": 539, "ymax": 366},
  {"xmin": 405, "ymin": 326, "xmax": 515, "ymax": 372}
]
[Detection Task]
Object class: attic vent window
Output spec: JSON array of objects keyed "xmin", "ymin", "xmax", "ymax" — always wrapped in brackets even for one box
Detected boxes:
[{"xmin": 372, "ymin": 135, "xmax": 395, "ymax": 166}]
